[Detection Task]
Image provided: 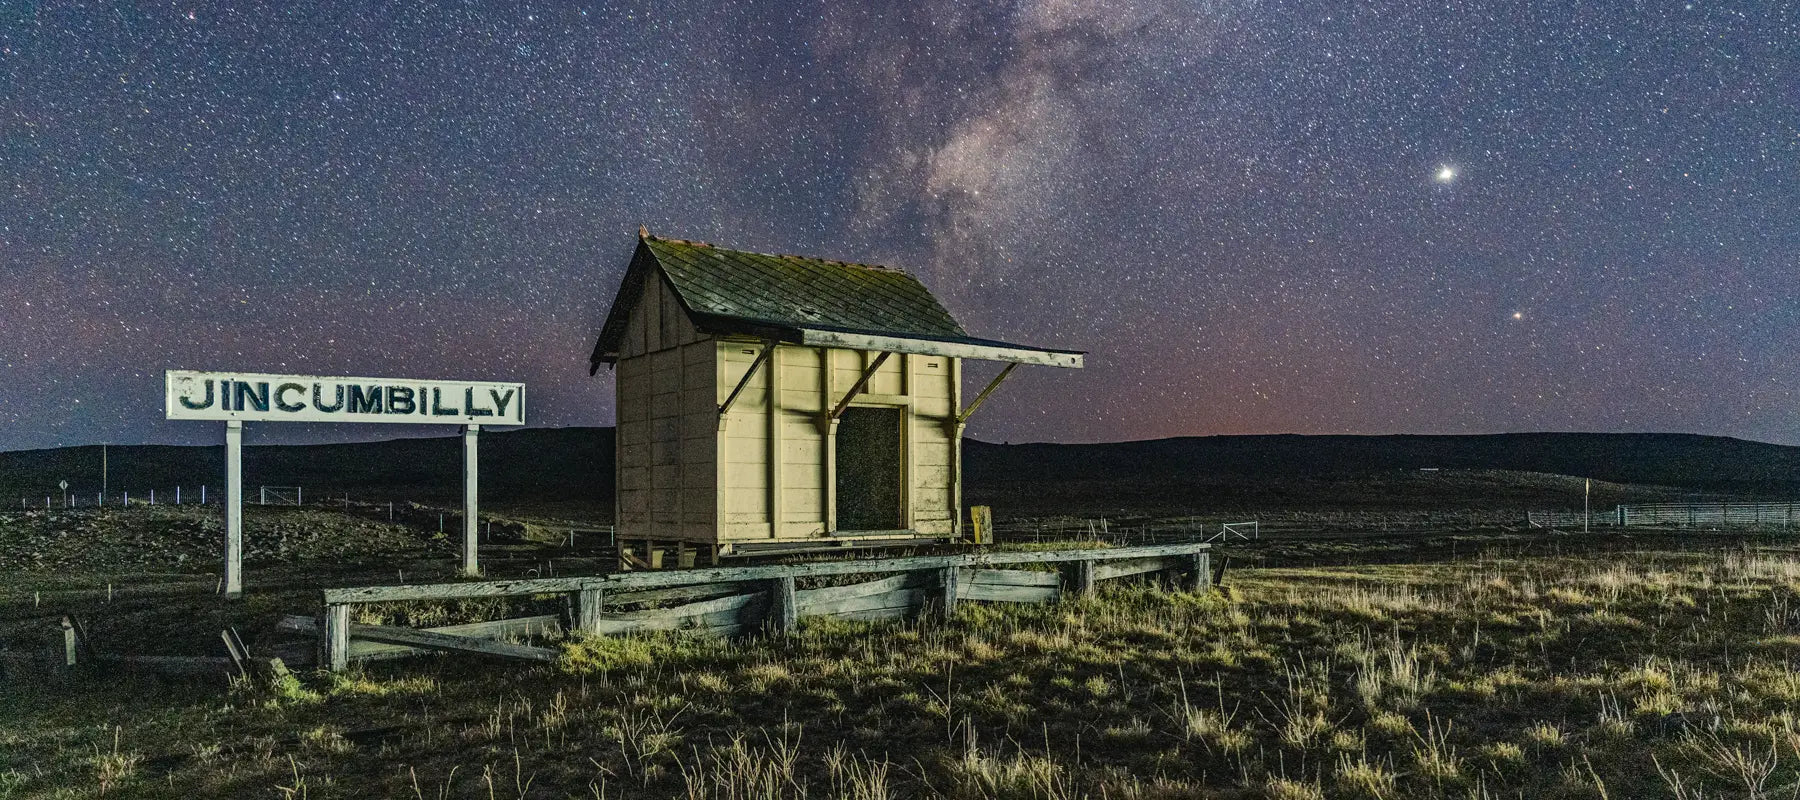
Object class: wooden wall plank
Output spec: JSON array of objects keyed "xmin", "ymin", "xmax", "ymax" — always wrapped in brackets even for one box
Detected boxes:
[
  {"xmin": 799, "ymin": 588, "xmax": 925, "ymax": 618},
  {"xmin": 958, "ymin": 568, "xmax": 1061, "ymax": 587},
  {"xmin": 793, "ymin": 573, "xmax": 927, "ymax": 609},
  {"xmin": 1094, "ymin": 556, "xmax": 1180, "ymax": 581},
  {"xmin": 960, "ymin": 583, "xmax": 1059, "ymax": 603}
]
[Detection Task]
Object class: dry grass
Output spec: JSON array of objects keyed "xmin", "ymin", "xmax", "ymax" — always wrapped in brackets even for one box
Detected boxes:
[{"xmin": 7, "ymin": 547, "xmax": 1800, "ymax": 798}]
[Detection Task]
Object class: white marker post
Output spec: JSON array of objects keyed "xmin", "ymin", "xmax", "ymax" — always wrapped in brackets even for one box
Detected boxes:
[
  {"xmin": 225, "ymin": 421, "xmax": 244, "ymax": 597},
  {"xmin": 164, "ymin": 371, "xmax": 524, "ymax": 597},
  {"xmin": 463, "ymin": 425, "xmax": 480, "ymax": 576}
]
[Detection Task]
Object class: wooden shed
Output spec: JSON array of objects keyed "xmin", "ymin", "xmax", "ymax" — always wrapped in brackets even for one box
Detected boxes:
[{"xmin": 589, "ymin": 230, "xmax": 1083, "ymax": 567}]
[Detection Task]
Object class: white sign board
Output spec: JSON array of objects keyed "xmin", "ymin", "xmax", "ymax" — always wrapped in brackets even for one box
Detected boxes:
[{"xmin": 164, "ymin": 370, "xmax": 525, "ymax": 425}]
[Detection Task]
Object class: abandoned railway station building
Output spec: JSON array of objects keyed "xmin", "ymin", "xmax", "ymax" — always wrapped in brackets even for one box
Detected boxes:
[{"xmin": 589, "ymin": 230, "xmax": 1083, "ymax": 567}]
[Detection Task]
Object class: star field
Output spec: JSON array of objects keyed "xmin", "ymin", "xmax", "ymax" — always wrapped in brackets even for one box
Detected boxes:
[{"xmin": 1, "ymin": 1, "xmax": 1796, "ymax": 450}]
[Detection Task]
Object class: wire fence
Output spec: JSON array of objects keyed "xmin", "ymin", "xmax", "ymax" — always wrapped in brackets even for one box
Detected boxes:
[{"xmin": 1528, "ymin": 502, "xmax": 1800, "ymax": 530}]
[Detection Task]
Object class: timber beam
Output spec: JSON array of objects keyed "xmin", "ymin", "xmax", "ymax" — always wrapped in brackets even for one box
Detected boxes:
[{"xmin": 827, "ymin": 351, "xmax": 892, "ymax": 420}]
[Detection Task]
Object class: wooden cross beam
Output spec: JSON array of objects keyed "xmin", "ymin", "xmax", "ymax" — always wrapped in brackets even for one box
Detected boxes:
[
  {"xmin": 350, "ymin": 622, "xmax": 557, "ymax": 662},
  {"xmin": 828, "ymin": 351, "xmax": 892, "ymax": 420},
  {"xmin": 718, "ymin": 339, "xmax": 777, "ymax": 421}
]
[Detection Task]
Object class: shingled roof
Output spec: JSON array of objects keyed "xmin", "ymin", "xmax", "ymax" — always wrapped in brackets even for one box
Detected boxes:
[{"xmin": 589, "ymin": 233, "xmax": 1083, "ymax": 371}]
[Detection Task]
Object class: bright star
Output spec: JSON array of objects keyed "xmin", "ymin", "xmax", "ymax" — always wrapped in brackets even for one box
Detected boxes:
[
  {"xmin": 1511, "ymin": 311, "xmax": 1523, "ymax": 320},
  {"xmin": 1435, "ymin": 165, "xmax": 1458, "ymax": 183}
]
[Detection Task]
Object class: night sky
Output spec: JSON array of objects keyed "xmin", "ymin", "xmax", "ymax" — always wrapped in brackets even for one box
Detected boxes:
[{"xmin": 3, "ymin": 2, "xmax": 1796, "ymax": 451}]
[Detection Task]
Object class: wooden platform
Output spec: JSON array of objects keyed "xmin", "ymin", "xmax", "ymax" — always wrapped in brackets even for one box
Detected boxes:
[{"xmin": 314, "ymin": 542, "xmax": 1212, "ymax": 671}]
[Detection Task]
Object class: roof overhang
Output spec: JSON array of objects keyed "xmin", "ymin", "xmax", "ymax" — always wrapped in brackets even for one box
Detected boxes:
[{"xmin": 795, "ymin": 327, "xmax": 1083, "ymax": 368}]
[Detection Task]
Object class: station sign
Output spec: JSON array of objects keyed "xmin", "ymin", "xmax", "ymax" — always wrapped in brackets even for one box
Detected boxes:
[{"xmin": 164, "ymin": 370, "xmax": 524, "ymax": 425}]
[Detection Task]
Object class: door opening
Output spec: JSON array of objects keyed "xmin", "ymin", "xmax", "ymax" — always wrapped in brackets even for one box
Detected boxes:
[{"xmin": 835, "ymin": 406, "xmax": 903, "ymax": 530}]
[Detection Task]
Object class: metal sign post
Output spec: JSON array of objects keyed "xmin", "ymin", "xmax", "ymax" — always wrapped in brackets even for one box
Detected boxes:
[{"xmin": 164, "ymin": 370, "xmax": 525, "ymax": 597}]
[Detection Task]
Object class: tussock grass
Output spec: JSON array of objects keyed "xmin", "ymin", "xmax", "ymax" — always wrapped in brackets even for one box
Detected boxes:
[{"xmin": 9, "ymin": 547, "xmax": 1800, "ymax": 797}]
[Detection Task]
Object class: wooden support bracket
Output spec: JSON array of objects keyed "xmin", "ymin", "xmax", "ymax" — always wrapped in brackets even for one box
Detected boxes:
[
  {"xmin": 718, "ymin": 339, "xmax": 777, "ymax": 422},
  {"xmin": 828, "ymin": 351, "xmax": 892, "ymax": 420},
  {"xmin": 957, "ymin": 362, "xmax": 1018, "ymax": 424}
]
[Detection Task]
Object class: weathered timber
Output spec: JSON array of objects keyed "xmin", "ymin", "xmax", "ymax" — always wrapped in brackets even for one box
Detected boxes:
[
  {"xmin": 1068, "ymin": 559, "xmax": 1097, "ymax": 597},
  {"xmin": 1213, "ymin": 555, "xmax": 1231, "ymax": 587},
  {"xmin": 276, "ymin": 614, "xmax": 320, "ymax": 635},
  {"xmin": 798, "ymin": 587, "xmax": 927, "ymax": 618},
  {"xmin": 793, "ymin": 573, "xmax": 927, "ymax": 607},
  {"xmin": 960, "ymin": 583, "xmax": 1060, "ymax": 603},
  {"xmin": 833, "ymin": 605, "xmax": 916, "ymax": 624},
  {"xmin": 221, "ymin": 628, "xmax": 249, "ymax": 675},
  {"xmin": 349, "ymin": 616, "xmax": 564, "ymax": 661},
  {"xmin": 1185, "ymin": 552, "xmax": 1210, "ymax": 591},
  {"xmin": 322, "ymin": 543, "xmax": 1210, "ymax": 604},
  {"xmin": 959, "ymin": 568, "xmax": 1061, "ymax": 587},
  {"xmin": 1093, "ymin": 556, "xmax": 1179, "ymax": 581},
  {"xmin": 351, "ymin": 623, "xmax": 557, "ymax": 662},
  {"xmin": 769, "ymin": 576, "xmax": 798, "ymax": 634},
  {"xmin": 61, "ymin": 617, "xmax": 77, "ymax": 667},
  {"xmin": 326, "ymin": 577, "xmax": 594, "ymax": 604},
  {"xmin": 940, "ymin": 566, "xmax": 960, "ymax": 615},
  {"xmin": 588, "ymin": 590, "xmax": 769, "ymax": 635},
  {"xmin": 316, "ymin": 543, "xmax": 1211, "ymax": 670},
  {"xmin": 575, "ymin": 588, "xmax": 603, "ymax": 635},
  {"xmin": 324, "ymin": 605, "xmax": 351, "ymax": 672},
  {"xmin": 606, "ymin": 581, "xmax": 757, "ymax": 608}
]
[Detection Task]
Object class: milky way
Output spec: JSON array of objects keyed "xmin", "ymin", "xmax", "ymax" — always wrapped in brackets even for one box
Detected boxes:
[{"xmin": 2, "ymin": 1, "xmax": 1796, "ymax": 450}]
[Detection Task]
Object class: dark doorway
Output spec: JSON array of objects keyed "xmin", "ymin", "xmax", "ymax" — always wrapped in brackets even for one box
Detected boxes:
[{"xmin": 836, "ymin": 407, "xmax": 903, "ymax": 530}]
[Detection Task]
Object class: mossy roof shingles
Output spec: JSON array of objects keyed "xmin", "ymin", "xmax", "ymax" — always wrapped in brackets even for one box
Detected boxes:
[
  {"xmin": 591, "ymin": 233, "xmax": 1081, "ymax": 370},
  {"xmin": 646, "ymin": 237, "xmax": 967, "ymax": 339}
]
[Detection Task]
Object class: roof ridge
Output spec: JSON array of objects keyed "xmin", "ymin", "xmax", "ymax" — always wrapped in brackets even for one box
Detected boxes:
[{"xmin": 646, "ymin": 233, "xmax": 903, "ymax": 274}]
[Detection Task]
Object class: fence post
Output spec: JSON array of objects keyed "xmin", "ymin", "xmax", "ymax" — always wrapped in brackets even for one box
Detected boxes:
[
  {"xmin": 176, "ymin": 486, "xmax": 181, "ymax": 505},
  {"xmin": 940, "ymin": 566, "xmax": 960, "ymax": 616},
  {"xmin": 324, "ymin": 604, "xmax": 350, "ymax": 672},
  {"xmin": 62, "ymin": 617, "xmax": 78, "ymax": 667},
  {"xmin": 150, "ymin": 489, "xmax": 156, "ymax": 506},
  {"xmin": 769, "ymin": 576, "xmax": 797, "ymax": 634},
  {"xmin": 1067, "ymin": 558, "xmax": 1096, "ymax": 598},
  {"xmin": 574, "ymin": 586, "xmax": 603, "ymax": 635},
  {"xmin": 1186, "ymin": 550, "xmax": 1211, "ymax": 592},
  {"xmin": 201, "ymin": 485, "xmax": 206, "ymax": 504}
]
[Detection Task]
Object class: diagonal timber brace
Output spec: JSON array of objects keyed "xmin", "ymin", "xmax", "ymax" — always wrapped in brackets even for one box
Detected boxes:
[
  {"xmin": 957, "ymin": 362, "xmax": 1018, "ymax": 425},
  {"xmin": 828, "ymin": 351, "xmax": 892, "ymax": 420},
  {"xmin": 718, "ymin": 339, "xmax": 777, "ymax": 422}
]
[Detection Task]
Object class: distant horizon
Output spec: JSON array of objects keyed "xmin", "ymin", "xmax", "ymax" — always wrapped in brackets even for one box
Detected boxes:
[{"xmin": 5, "ymin": 425, "xmax": 1794, "ymax": 457}]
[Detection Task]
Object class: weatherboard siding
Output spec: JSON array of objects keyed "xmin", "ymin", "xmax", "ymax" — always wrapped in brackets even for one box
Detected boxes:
[
  {"xmin": 710, "ymin": 340, "xmax": 957, "ymax": 542},
  {"xmin": 617, "ymin": 304, "xmax": 960, "ymax": 546},
  {"xmin": 614, "ymin": 274, "xmax": 713, "ymax": 540}
]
